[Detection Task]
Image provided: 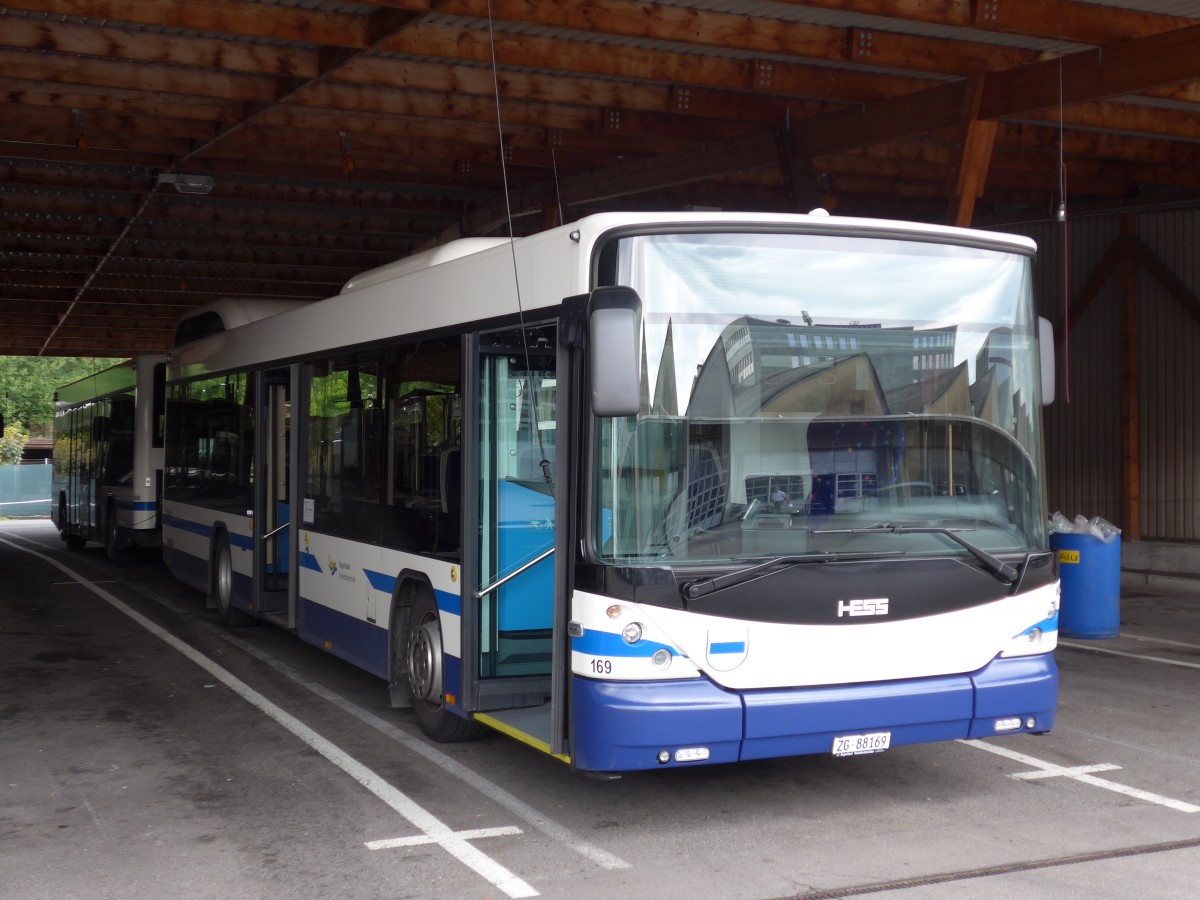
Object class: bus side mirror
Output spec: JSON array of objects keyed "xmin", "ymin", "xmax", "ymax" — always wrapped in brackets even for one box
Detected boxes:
[
  {"xmin": 1038, "ymin": 317, "xmax": 1055, "ymax": 406},
  {"xmin": 587, "ymin": 286, "xmax": 643, "ymax": 418}
]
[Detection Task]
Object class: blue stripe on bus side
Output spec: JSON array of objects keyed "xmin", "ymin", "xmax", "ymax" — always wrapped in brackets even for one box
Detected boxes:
[
  {"xmin": 163, "ymin": 512, "xmax": 248, "ymax": 550},
  {"xmin": 435, "ymin": 589, "xmax": 461, "ymax": 617},
  {"xmin": 359, "ymin": 569, "xmax": 461, "ymax": 617},
  {"xmin": 299, "ymin": 550, "xmax": 323, "ymax": 573},
  {"xmin": 363, "ymin": 568, "xmax": 395, "ymax": 595},
  {"xmin": 572, "ymin": 629, "xmax": 674, "ymax": 658},
  {"xmin": 295, "ymin": 590, "xmax": 463, "ymax": 683},
  {"xmin": 116, "ymin": 500, "xmax": 158, "ymax": 512},
  {"xmin": 162, "ymin": 514, "xmax": 213, "ymax": 539}
]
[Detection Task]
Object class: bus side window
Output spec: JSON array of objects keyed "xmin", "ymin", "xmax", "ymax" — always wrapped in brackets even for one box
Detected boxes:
[{"xmin": 381, "ymin": 338, "xmax": 461, "ymax": 558}]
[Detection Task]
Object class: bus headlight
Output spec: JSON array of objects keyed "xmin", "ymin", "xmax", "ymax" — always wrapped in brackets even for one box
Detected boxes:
[{"xmin": 622, "ymin": 622, "xmax": 643, "ymax": 644}]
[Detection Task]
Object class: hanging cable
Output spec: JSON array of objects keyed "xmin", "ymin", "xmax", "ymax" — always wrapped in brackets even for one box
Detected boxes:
[
  {"xmin": 487, "ymin": 0, "xmax": 552, "ymax": 482},
  {"xmin": 551, "ymin": 147, "xmax": 564, "ymax": 228},
  {"xmin": 1058, "ymin": 0, "xmax": 1070, "ymax": 404}
]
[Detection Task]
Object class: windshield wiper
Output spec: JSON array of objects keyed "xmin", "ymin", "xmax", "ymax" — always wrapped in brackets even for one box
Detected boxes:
[
  {"xmin": 814, "ymin": 525, "xmax": 1020, "ymax": 584},
  {"xmin": 680, "ymin": 550, "xmax": 904, "ymax": 600}
]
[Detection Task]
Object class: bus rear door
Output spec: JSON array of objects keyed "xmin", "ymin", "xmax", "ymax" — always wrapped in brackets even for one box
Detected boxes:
[{"xmin": 254, "ymin": 367, "xmax": 296, "ymax": 621}]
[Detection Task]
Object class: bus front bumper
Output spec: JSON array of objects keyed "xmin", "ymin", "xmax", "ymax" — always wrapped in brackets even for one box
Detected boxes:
[{"xmin": 570, "ymin": 653, "xmax": 1058, "ymax": 773}]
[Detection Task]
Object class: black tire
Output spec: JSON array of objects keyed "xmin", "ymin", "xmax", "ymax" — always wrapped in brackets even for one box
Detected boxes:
[
  {"xmin": 211, "ymin": 533, "xmax": 255, "ymax": 627},
  {"xmin": 57, "ymin": 497, "xmax": 69, "ymax": 542},
  {"xmin": 65, "ymin": 530, "xmax": 87, "ymax": 551},
  {"xmin": 105, "ymin": 502, "xmax": 126, "ymax": 562},
  {"xmin": 406, "ymin": 590, "xmax": 486, "ymax": 742}
]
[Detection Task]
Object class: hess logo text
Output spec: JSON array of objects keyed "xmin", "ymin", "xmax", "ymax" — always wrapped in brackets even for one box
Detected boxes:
[{"xmin": 837, "ymin": 598, "xmax": 890, "ymax": 618}]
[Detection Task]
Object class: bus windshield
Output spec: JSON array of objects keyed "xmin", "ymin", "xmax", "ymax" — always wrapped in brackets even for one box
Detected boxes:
[{"xmin": 593, "ymin": 229, "xmax": 1046, "ymax": 565}]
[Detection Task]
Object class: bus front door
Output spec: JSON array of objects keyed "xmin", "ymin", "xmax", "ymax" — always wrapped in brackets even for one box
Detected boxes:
[
  {"xmin": 470, "ymin": 324, "xmax": 564, "ymax": 755},
  {"xmin": 254, "ymin": 367, "xmax": 294, "ymax": 620}
]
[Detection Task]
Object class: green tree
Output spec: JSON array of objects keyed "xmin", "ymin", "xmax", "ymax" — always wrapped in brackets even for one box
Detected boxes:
[
  {"xmin": 0, "ymin": 419, "xmax": 28, "ymax": 467},
  {"xmin": 0, "ymin": 356, "xmax": 120, "ymax": 439}
]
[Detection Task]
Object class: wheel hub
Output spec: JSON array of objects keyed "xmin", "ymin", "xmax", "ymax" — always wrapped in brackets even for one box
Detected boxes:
[{"xmin": 408, "ymin": 613, "xmax": 443, "ymax": 704}]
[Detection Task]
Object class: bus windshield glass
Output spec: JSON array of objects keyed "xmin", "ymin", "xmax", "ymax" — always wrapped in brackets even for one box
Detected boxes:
[{"xmin": 593, "ymin": 229, "xmax": 1046, "ymax": 565}]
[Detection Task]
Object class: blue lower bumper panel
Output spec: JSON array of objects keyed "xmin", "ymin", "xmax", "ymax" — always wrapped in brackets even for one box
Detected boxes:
[{"xmin": 571, "ymin": 654, "xmax": 1058, "ymax": 773}]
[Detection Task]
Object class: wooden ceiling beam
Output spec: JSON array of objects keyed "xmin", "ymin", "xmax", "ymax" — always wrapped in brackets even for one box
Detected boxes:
[
  {"xmin": 13, "ymin": 269, "xmax": 336, "ymax": 297},
  {"xmin": 945, "ymin": 75, "xmax": 998, "ymax": 227},
  {"xmin": 0, "ymin": 48, "xmax": 278, "ymax": 103},
  {"xmin": 5, "ymin": 252, "xmax": 357, "ymax": 286},
  {"xmin": 440, "ymin": 0, "xmax": 848, "ymax": 59},
  {"xmin": 0, "ymin": 0, "xmax": 370, "ymax": 47},
  {"xmin": 1, "ymin": 161, "xmax": 472, "ymax": 215},
  {"xmin": 971, "ymin": 0, "xmax": 1198, "ymax": 44},
  {"xmin": 787, "ymin": 25, "xmax": 1200, "ymax": 162},
  {"xmin": 980, "ymin": 25, "xmax": 1200, "ymax": 119},
  {"xmin": 0, "ymin": 216, "xmax": 419, "ymax": 256},
  {"xmin": 1, "ymin": 15, "xmax": 313, "ymax": 78},
  {"xmin": 0, "ymin": 77, "xmax": 241, "ymax": 122},
  {"xmin": 0, "ymin": 305, "xmax": 185, "ymax": 326},
  {"xmin": 2, "ymin": 106, "xmax": 221, "ymax": 143},
  {"xmin": 1018, "ymin": 99, "xmax": 1200, "ymax": 142}
]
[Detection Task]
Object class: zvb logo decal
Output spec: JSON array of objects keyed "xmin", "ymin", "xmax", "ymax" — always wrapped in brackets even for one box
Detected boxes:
[
  {"xmin": 837, "ymin": 598, "xmax": 890, "ymax": 618},
  {"xmin": 328, "ymin": 556, "xmax": 338, "ymax": 576}
]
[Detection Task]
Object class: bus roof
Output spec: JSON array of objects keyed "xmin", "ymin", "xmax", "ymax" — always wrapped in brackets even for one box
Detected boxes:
[
  {"xmin": 167, "ymin": 211, "xmax": 1037, "ymax": 381},
  {"xmin": 55, "ymin": 354, "xmax": 165, "ymax": 408},
  {"xmin": 174, "ymin": 297, "xmax": 314, "ymax": 346}
]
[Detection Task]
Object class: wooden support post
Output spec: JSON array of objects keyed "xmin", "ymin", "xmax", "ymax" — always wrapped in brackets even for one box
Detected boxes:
[
  {"xmin": 945, "ymin": 75, "xmax": 997, "ymax": 228},
  {"xmin": 1119, "ymin": 215, "xmax": 1140, "ymax": 541}
]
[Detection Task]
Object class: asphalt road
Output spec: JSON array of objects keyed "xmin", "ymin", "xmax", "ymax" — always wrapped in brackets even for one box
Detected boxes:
[{"xmin": 3, "ymin": 519, "xmax": 1199, "ymax": 899}]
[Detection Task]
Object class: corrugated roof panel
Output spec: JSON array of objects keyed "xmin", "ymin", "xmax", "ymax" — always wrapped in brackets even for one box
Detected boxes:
[
  {"xmin": 651, "ymin": 0, "xmax": 1091, "ymax": 52},
  {"xmin": 1081, "ymin": 0, "xmax": 1200, "ymax": 15}
]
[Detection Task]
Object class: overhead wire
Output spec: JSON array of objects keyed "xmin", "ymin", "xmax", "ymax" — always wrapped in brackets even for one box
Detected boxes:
[{"xmin": 486, "ymin": 0, "xmax": 552, "ymax": 482}]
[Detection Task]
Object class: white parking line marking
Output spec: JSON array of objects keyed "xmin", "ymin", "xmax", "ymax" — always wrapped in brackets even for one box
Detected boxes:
[
  {"xmin": 5, "ymin": 537, "xmax": 540, "ymax": 899},
  {"xmin": 1117, "ymin": 633, "xmax": 1200, "ymax": 652},
  {"xmin": 961, "ymin": 739, "xmax": 1200, "ymax": 813},
  {"xmin": 219, "ymin": 630, "xmax": 633, "ymax": 871},
  {"xmin": 1060, "ymin": 640, "xmax": 1200, "ymax": 671},
  {"xmin": 1010, "ymin": 763, "xmax": 1122, "ymax": 780},
  {"xmin": 368, "ymin": 826, "xmax": 523, "ymax": 850}
]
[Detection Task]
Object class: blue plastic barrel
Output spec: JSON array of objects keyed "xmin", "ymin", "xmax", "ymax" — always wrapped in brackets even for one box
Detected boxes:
[{"xmin": 1051, "ymin": 532, "xmax": 1121, "ymax": 639}]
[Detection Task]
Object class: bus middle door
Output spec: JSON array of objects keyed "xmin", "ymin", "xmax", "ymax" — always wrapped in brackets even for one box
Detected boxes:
[{"xmin": 254, "ymin": 367, "xmax": 296, "ymax": 621}]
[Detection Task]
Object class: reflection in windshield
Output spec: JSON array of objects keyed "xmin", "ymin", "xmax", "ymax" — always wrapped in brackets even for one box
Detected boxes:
[{"xmin": 593, "ymin": 230, "xmax": 1046, "ymax": 565}]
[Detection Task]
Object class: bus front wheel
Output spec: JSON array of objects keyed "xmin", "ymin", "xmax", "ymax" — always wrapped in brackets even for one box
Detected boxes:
[{"xmin": 406, "ymin": 591, "xmax": 485, "ymax": 742}]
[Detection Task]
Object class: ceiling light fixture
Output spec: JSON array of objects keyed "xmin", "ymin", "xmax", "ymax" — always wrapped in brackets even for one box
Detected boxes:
[{"xmin": 157, "ymin": 172, "xmax": 214, "ymax": 195}]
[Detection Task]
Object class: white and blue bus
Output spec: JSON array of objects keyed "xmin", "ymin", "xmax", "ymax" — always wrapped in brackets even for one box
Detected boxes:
[
  {"xmin": 161, "ymin": 212, "xmax": 1060, "ymax": 773},
  {"xmin": 52, "ymin": 356, "xmax": 166, "ymax": 558}
]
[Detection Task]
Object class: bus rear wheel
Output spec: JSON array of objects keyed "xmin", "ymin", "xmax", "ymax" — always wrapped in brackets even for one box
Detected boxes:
[
  {"xmin": 57, "ymin": 496, "xmax": 69, "ymax": 541},
  {"xmin": 211, "ymin": 533, "xmax": 255, "ymax": 628},
  {"xmin": 105, "ymin": 502, "xmax": 126, "ymax": 562},
  {"xmin": 406, "ymin": 591, "xmax": 486, "ymax": 742}
]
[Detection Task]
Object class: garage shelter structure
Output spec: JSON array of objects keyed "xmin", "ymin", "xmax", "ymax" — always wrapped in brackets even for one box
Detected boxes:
[{"xmin": 1, "ymin": 0, "xmax": 1199, "ymax": 558}]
